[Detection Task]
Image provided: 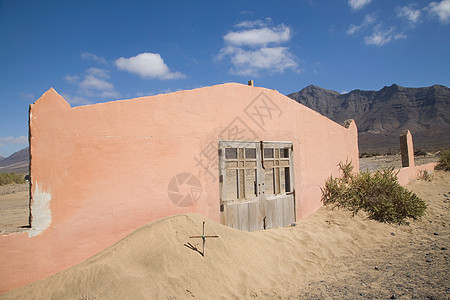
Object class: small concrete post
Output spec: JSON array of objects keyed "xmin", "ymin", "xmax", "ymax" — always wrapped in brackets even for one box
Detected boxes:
[
  {"xmin": 400, "ymin": 130, "xmax": 415, "ymax": 167},
  {"xmin": 248, "ymin": 80, "xmax": 254, "ymax": 86}
]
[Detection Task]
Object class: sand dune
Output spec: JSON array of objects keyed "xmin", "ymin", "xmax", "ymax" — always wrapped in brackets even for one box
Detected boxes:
[{"xmin": 2, "ymin": 171, "xmax": 449, "ymax": 299}]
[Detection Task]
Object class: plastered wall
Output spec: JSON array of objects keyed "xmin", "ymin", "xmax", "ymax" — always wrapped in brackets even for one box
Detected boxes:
[{"xmin": 0, "ymin": 83, "xmax": 358, "ymax": 293}]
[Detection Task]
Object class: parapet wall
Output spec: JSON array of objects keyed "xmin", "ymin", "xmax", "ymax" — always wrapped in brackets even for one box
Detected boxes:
[
  {"xmin": 397, "ymin": 130, "xmax": 437, "ymax": 186},
  {"xmin": 0, "ymin": 83, "xmax": 358, "ymax": 293},
  {"xmin": 396, "ymin": 163, "xmax": 438, "ymax": 186}
]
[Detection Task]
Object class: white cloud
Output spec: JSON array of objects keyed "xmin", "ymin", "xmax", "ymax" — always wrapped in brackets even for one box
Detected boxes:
[
  {"xmin": 115, "ymin": 53, "xmax": 186, "ymax": 80},
  {"xmin": 80, "ymin": 75, "xmax": 114, "ymax": 91},
  {"xmin": 86, "ymin": 67, "xmax": 109, "ymax": 79},
  {"xmin": 347, "ymin": 12, "xmax": 408, "ymax": 47},
  {"xmin": 348, "ymin": 0, "xmax": 371, "ymax": 10},
  {"xmin": 219, "ymin": 21, "xmax": 299, "ymax": 76},
  {"xmin": 80, "ymin": 68, "xmax": 114, "ymax": 91},
  {"xmin": 394, "ymin": 33, "xmax": 408, "ymax": 40},
  {"xmin": 0, "ymin": 136, "xmax": 28, "ymax": 147},
  {"xmin": 346, "ymin": 24, "xmax": 359, "ymax": 36},
  {"xmin": 81, "ymin": 52, "xmax": 107, "ymax": 65},
  {"xmin": 364, "ymin": 26, "xmax": 406, "ymax": 46},
  {"xmin": 65, "ymin": 68, "xmax": 120, "ymax": 101},
  {"xmin": 219, "ymin": 46, "xmax": 298, "ymax": 76},
  {"xmin": 235, "ymin": 18, "xmax": 271, "ymax": 28},
  {"xmin": 99, "ymin": 90, "xmax": 120, "ymax": 98},
  {"xmin": 397, "ymin": 6, "xmax": 421, "ymax": 24},
  {"xmin": 224, "ymin": 24, "xmax": 291, "ymax": 47},
  {"xmin": 239, "ymin": 10, "xmax": 254, "ymax": 15},
  {"xmin": 64, "ymin": 75, "xmax": 80, "ymax": 83},
  {"xmin": 427, "ymin": 0, "xmax": 450, "ymax": 23},
  {"xmin": 19, "ymin": 92, "xmax": 35, "ymax": 101},
  {"xmin": 347, "ymin": 14, "xmax": 376, "ymax": 35}
]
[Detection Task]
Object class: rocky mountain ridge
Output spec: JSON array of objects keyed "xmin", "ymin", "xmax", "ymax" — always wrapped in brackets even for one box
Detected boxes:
[{"xmin": 287, "ymin": 84, "xmax": 450, "ymax": 153}]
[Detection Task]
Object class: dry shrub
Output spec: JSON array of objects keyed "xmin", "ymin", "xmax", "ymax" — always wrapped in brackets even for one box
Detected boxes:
[
  {"xmin": 321, "ymin": 161, "xmax": 427, "ymax": 225},
  {"xmin": 417, "ymin": 170, "xmax": 433, "ymax": 181},
  {"xmin": 435, "ymin": 150, "xmax": 450, "ymax": 171},
  {"xmin": 0, "ymin": 172, "xmax": 26, "ymax": 185}
]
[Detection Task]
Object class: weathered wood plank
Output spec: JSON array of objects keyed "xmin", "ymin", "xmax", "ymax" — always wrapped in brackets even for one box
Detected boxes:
[
  {"xmin": 266, "ymin": 199, "xmax": 275, "ymax": 229},
  {"xmin": 226, "ymin": 204, "xmax": 239, "ymax": 229},
  {"xmin": 238, "ymin": 203, "xmax": 249, "ymax": 232},
  {"xmin": 248, "ymin": 201, "xmax": 258, "ymax": 232},
  {"xmin": 275, "ymin": 198, "xmax": 283, "ymax": 228},
  {"xmin": 285, "ymin": 197, "xmax": 295, "ymax": 225},
  {"xmin": 258, "ymin": 199, "xmax": 266, "ymax": 230}
]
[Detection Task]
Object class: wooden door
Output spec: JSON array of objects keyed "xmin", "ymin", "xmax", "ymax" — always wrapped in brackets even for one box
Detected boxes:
[
  {"xmin": 219, "ymin": 140, "xmax": 295, "ymax": 231},
  {"xmin": 260, "ymin": 142, "xmax": 295, "ymax": 229}
]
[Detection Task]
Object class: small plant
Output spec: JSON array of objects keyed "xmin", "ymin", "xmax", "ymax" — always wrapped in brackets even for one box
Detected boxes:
[
  {"xmin": 414, "ymin": 149, "xmax": 427, "ymax": 157},
  {"xmin": 0, "ymin": 172, "xmax": 27, "ymax": 185},
  {"xmin": 417, "ymin": 170, "xmax": 433, "ymax": 181},
  {"xmin": 321, "ymin": 161, "xmax": 427, "ymax": 225},
  {"xmin": 435, "ymin": 150, "xmax": 450, "ymax": 171},
  {"xmin": 359, "ymin": 152, "xmax": 382, "ymax": 158}
]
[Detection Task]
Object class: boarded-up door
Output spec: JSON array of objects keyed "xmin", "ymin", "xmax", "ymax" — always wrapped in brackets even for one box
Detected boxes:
[{"xmin": 219, "ymin": 140, "xmax": 295, "ymax": 231}]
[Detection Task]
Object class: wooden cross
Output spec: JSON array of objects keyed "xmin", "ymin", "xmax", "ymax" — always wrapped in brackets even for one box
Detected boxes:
[{"xmin": 189, "ymin": 221, "xmax": 219, "ymax": 257}]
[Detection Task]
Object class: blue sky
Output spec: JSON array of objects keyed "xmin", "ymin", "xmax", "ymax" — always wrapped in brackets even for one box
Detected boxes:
[{"xmin": 0, "ymin": 0, "xmax": 449, "ymax": 157}]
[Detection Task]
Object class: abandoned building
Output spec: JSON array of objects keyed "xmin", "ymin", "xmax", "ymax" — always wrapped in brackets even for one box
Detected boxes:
[{"xmin": 1, "ymin": 82, "xmax": 362, "ymax": 292}]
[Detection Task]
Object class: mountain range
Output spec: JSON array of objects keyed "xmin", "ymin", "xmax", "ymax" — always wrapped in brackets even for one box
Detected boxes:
[
  {"xmin": 287, "ymin": 84, "xmax": 450, "ymax": 153},
  {"xmin": 0, "ymin": 147, "xmax": 29, "ymax": 174}
]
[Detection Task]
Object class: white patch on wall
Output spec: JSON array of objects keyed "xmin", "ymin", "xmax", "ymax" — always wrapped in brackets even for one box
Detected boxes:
[{"xmin": 28, "ymin": 183, "xmax": 52, "ymax": 237}]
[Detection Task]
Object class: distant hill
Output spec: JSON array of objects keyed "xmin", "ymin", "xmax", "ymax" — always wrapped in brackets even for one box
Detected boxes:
[
  {"xmin": 0, "ymin": 155, "xmax": 4, "ymax": 161},
  {"xmin": 287, "ymin": 84, "xmax": 450, "ymax": 153},
  {"xmin": 0, "ymin": 147, "xmax": 29, "ymax": 174}
]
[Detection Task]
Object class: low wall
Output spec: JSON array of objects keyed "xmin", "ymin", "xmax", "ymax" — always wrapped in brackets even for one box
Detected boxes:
[
  {"xmin": 396, "ymin": 162, "xmax": 438, "ymax": 186},
  {"xmin": 0, "ymin": 83, "xmax": 358, "ymax": 293}
]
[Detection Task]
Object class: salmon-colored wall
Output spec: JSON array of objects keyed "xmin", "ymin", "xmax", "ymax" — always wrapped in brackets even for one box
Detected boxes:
[
  {"xmin": 0, "ymin": 83, "xmax": 358, "ymax": 293},
  {"xmin": 396, "ymin": 162, "xmax": 438, "ymax": 186}
]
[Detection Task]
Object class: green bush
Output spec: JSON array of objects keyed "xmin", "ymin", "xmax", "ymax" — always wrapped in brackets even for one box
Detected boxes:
[
  {"xmin": 321, "ymin": 161, "xmax": 427, "ymax": 225},
  {"xmin": 0, "ymin": 172, "xmax": 27, "ymax": 185},
  {"xmin": 435, "ymin": 150, "xmax": 450, "ymax": 171}
]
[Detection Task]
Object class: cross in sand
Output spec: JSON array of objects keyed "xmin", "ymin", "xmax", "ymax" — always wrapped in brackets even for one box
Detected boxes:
[{"xmin": 189, "ymin": 221, "xmax": 219, "ymax": 257}]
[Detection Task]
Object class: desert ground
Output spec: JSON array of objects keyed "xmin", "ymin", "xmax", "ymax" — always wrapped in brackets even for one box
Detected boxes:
[
  {"xmin": 0, "ymin": 158, "xmax": 448, "ymax": 299},
  {"xmin": 359, "ymin": 152, "xmax": 440, "ymax": 173},
  {"xmin": 0, "ymin": 183, "xmax": 29, "ymax": 235}
]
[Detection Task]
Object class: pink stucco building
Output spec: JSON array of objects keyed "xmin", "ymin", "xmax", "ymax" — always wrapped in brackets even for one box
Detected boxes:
[{"xmin": 0, "ymin": 82, "xmax": 359, "ymax": 293}]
